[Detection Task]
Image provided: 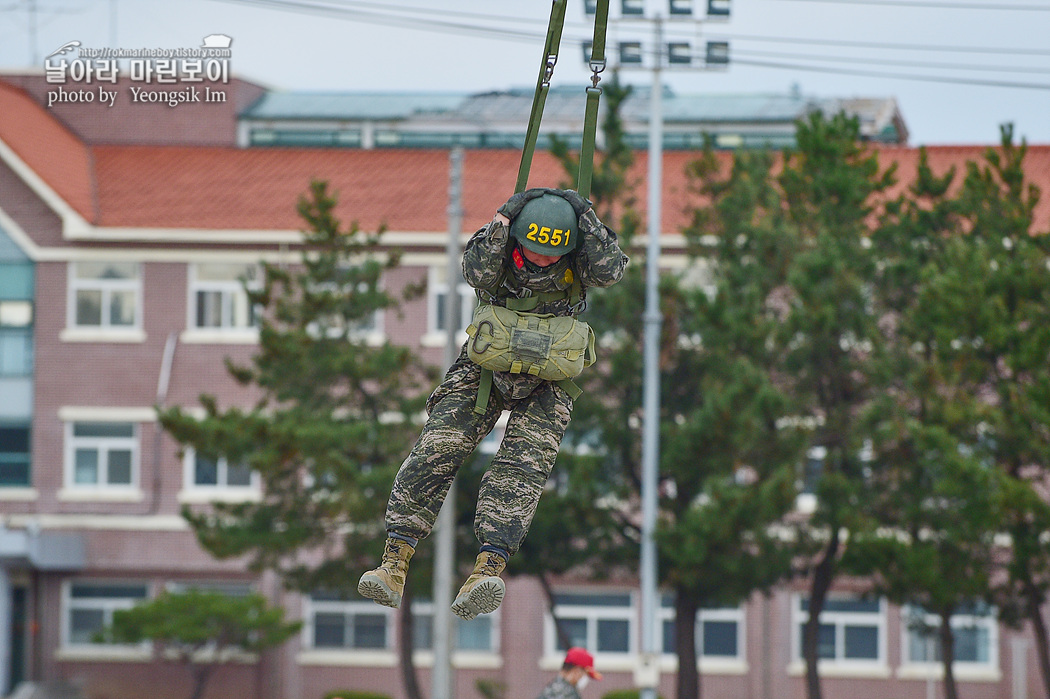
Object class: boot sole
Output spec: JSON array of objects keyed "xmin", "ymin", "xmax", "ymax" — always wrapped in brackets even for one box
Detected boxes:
[
  {"xmin": 451, "ymin": 577, "xmax": 505, "ymax": 621},
  {"xmin": 357, "ymin": 574, "xmax": 402, "ymax": 608}
]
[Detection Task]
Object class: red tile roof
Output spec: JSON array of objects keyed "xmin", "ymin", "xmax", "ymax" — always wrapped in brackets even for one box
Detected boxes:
[
  {"xmin": 0, "ymin": 80, "xmax": 97, "ymax": 221},
  {"xmin": 89, "ymin": 146, "xmax": 1050, "ymax": 234},
  {"xmin": 2, "ymin": 77, "xmax": 1048, "ymax": 235}
]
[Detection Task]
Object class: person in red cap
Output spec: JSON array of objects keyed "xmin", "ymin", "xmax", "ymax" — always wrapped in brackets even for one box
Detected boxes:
[{"xmin": 536, "ymin": 647, "xmax": 602, "ymax": 698}]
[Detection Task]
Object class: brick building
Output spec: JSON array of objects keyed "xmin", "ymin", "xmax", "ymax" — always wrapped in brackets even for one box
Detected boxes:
[{"xmin": 1, "ymin": 71, "xmax": 1050, "ymax": 699}]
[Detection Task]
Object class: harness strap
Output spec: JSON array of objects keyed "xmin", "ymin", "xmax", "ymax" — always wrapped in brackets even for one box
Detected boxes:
[
  {"xmin": 516, "ymin": 0, "xmax": 567, "ymax": 194},
  {"xmin": 475, "ymin": 368, "xmax": 494, "ymax": 415},
  {"xmin": 557, "ymin": 378, "xmax": 583, "ymax": 401},
  {"xmin": 475, "ymin": 372, "xmax": 582, "ymax": 414},
  {"xmin": 503, "ymin": 289, "xmax": 568, "ymax": 312},
  {"xmin": 577, "ymin": 0, "xmax": 610, "ymax": 199}
]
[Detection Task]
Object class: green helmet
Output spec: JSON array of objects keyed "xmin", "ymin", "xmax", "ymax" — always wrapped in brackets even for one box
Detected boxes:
[{"xmin": 510, "ymin": 193, "xmax": 579, "ymax": 256}]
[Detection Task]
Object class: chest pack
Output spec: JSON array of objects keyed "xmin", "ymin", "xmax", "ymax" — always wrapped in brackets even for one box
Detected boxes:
[
  {"xmin": 467, "ymin": 304, "xmax": 596, "ymax": 380},
  {"xmin": 465, "ymin": 264, "xmax": 594, "ymax": 413}
]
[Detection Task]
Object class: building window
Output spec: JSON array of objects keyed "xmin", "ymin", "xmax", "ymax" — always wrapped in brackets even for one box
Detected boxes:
[
  {"xmin": 166, "ymin": 581, "xmax": 253, "ymax": 597},
  {"xmin": 306, "ymin": 594, "xmax": 393, "ymax": 650},
  {"xmin": 412, "ymin": 599, "xmax": 498, "ymax": 653},
  {"xmin": 70, "ymin": 262, "xmax": 140, "ymax": 329},
  {"xmin": 904, "ymin": 603, "xmax": 997, "ymax": 666},
  {"xmin": 190, "ymin": 263, "xmax": 258, "ymax": 330},
  {"xmin": 429, "ymin": 267, "xmax": 474, "ymax": 335},
  {"xmin": 64, "ymin": 582, "xmax": 148, "ymax": 646},
  {"xmin": 794, "ymin": 595, "xmax": 885, "ymax": 663},
  {"xmin": 660, "ymin": 595, "xmax": 744, "ymax": 659},
  {"xmin": 547, "ymin": 592, "xmax": 633, "ymax": 656},
  {"xmin": 0, "ymin": 300, "xmax": 32, "ymax": 377},
  {"xmin": 66, "ymin": 421, "xmax": 137, "ymax": 488},
  {"xmin": 185, "ymin": 450, "xmax": 255, "ymax": 489},
  {"xmin": 801, "ymin": 445, "xmax": 825, "ymax": 494},
  {"xmin": 0, "ymin": 424, "xmax": 30, "ymax": 486}
]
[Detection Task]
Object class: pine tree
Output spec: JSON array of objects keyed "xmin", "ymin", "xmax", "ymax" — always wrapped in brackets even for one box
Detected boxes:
[
  {"xmin": 542, "ymin": 78, "xmax": 803, "ymax": 699},
  {"xmin": 103, "ymin": 590, "xmax": 300, "ymax": 699},
  {"xmin": 661, "ymin": 146, "xmax": 806, "ymax": 699},
  {"xmin": 846, "ymin": 145, "xmax": 987, "ymax": 699},
  {"xmin": 160, "ymin": 181, "xmax": 434, "ymax": 699},
  {"xmin": 774, "ymin": 112, "xmax": 896, "ymax": 699},
  {"xmin": 920, "ymin": 127, "xmax": 1050, "ymax": 696}
]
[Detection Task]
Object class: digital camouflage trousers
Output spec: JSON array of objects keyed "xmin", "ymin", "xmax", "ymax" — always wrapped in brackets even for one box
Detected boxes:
[{"xmin": 385, "ymin": 346, "xmax": 573, "ymax": 555}]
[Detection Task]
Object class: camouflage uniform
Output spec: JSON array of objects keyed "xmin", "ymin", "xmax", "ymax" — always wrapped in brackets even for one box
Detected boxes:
[
  {"xmin": 385, "ymin": 207, "xmax": 628, "ymax": 554},
  {"xmin": 536, "ymin": 677, "xmax": 582, "ymax": 699}
]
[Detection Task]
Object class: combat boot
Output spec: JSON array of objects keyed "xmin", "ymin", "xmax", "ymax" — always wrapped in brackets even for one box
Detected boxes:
[
  {"xmin": 451, "ymin": 550, "xmax": 507, "ymax": 620},
  {"xmin": 358, "ymin": 537, "xmax": 415, "ymax": 608}
]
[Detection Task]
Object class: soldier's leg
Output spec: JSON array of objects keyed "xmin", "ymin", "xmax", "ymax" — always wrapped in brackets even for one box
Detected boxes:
[
  {"xmin": 385, "ymin": 352, "xmax": 503, "ymax": 543},
  {"xmin": 474, "ymin": 382, "xmax": 573, "ymax": 554}
]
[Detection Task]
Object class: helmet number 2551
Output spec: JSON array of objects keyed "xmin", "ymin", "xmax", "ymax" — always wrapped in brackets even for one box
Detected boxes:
[{"xmin": 527, "ymin": 222, "xmax": 569, "ymax": 247}]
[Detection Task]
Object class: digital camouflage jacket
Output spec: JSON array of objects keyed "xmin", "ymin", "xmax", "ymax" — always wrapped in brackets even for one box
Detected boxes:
[{"xmin": 461, "ymin": 209, "xmax": 628, "ymax": 401}]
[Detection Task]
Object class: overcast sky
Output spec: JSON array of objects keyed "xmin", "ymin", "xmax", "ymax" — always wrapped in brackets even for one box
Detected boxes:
[{"xmin": 1, "ymin": 0, "xmax": 1048, "ymax": 146}]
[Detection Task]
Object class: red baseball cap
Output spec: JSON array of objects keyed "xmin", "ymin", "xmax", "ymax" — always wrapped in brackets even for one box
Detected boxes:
[{"xmin": 564, "ymin": 647, "xmax": 602, "ymax": 680}]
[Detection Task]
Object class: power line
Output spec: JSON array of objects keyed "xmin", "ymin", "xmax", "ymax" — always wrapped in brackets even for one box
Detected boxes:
[
  {"xmin": 213, "ymin": 0, "xmax": 1050, "ymax": 92},
  {"xmin": 730, "ymin": 57, "xmax": 1050, "ymax": 90},
  {"xmin": 761, "ymin": 0, "xmax": 1050, "ymax": 10},
  {"xmin": 666, "ymin": 29, "xmax": 1050, "ymax": 58},
  {"xmin": 732, "ymin": 47, "xmax": 1050, "ymax": 75},
  {"xmin": 216, "ymin": 0, "xmax": 545, "ymax": 43},
  {"xmin": 222, "ymin": 0, "xmax": 1050, "ymax": 60},
  {"xmin": 259, "ymin": 0, "xmax": 552, "ymax": 26}
]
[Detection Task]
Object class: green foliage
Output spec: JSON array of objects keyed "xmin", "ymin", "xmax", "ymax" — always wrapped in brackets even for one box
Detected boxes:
[
  {"xmin": 545, "ymin": 70, "xmax": 805, "ymax": 699},
  {"xmin": 473, "ymin": 678, "xmax": 506, "ymax": 699},
  {"xmin": 601, "ymin": 691, "xmax": 666, "ymax": 699},
  {"xmin": 862, "ymin": 124, "xmax": 1050, "ymax": 698},
  {"xmin": 160, "ymin": 180, "xmax": 434, "ymax": 595},
  {"xmin": 104, "ymin": 589, "xmax": 300, "ymax": 653},
  {"xmin": 322, "ymin": 691, "xmax": 392, "ymax": 699},
  {"xmin": 102, "ymin": 590, "xmax": 300, "ymax": 699}
]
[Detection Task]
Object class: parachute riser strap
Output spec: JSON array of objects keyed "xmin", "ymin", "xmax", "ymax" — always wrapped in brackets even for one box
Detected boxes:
[
  {"xmin": 516, "ymin": 0, "xmax": 567, "ymax": 194},
  {"xmin": 577, "ymin": 0, "xmax": 610, "ymax": 200}
]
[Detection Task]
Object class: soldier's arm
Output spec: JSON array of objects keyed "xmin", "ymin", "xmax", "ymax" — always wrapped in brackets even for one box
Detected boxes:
[
  {"xmin": 461, "ymin": 214, "xmax": 511, "ymax": 290},
  {"xmin": 575, "ymin": 209, "xmax": 629, "ymax": 288}
]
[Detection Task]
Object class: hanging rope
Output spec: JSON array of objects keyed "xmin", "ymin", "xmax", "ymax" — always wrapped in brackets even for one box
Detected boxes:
[
  {"xmin": 515, "ymin": 0, "xmax": 610, "ymax": 198},
  {"xmin": 515, "ymin": 0, "xmax": 567, "ymax": 194},
  {"xmin": 577, "ymin": 0, "xmax": 609, "ymax": 199}
]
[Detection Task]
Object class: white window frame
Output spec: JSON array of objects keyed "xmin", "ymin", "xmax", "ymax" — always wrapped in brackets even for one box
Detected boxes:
[
  {"xmin": 67, "ymin": 261, "xmax": 142, "ymax": 331},
  {"xmin": 792, "ymin": 594, "xmax": 887, "ymax": 669},
  {"xmin": 0, "ymin": 422, "xmax": 32, "ymax": 489},
  {"xmin": 61, "ymin": 580, "xmax": 149, "ymax": 650},
  {"xmin": 302, "ymin": 595, "xmax": 396, "ymax": 652},
  {"xmin": 900, "ymin": 604, "xmax": 999, "ymax": 673},
  {"xmin": 164, "ymin": 580, "xmax": 254, "ymax": 597},
  {"xmin": 543, "ymin": 590, "xmax": 635, "ymax": 662},
  {"xmin": 412, "ymin": 598, "xmax": 501, "ymax": 656},
  {"xmin": 182, "ymin": 262, "xmax": 261, "ymax": 344},
  {"xmin": 423, "ymin": 267, "xmax": 474, "ymax": 347},
  {"xmin": 179, "ymin": 447, "xmax": 261, "ymax": 503},
  {"xmin": 658, "ymin": 597, "xmax": 746, "ymax": 662},
  {"xmin": 63, "ymin": 420, "xmax": 139, "ymax": 493},
  {"xmin": 0, "ymin": 299, "xmax": 33, "ymax": 378}
]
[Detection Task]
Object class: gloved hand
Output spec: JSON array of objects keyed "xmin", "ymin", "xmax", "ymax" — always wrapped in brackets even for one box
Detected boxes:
[
  {"xmin": 496, "ymin": 188, "xmax": 548, "ymax": 220},
  {"xmin": 553, "ymin": 188, "xmax": 593, "ymax": 218}
]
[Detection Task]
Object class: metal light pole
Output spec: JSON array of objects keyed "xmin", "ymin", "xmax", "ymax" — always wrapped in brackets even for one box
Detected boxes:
[
  {"xmin": 638, "ymin": 16, "xmax": 664, "ymax": 699},
  {"xmin": 599, "ymin": 3, "xmax": 730, "ymax": 696},
  {"xmin": 431, "ymin": 146, "xmax": 464, "ymax": 699}
]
